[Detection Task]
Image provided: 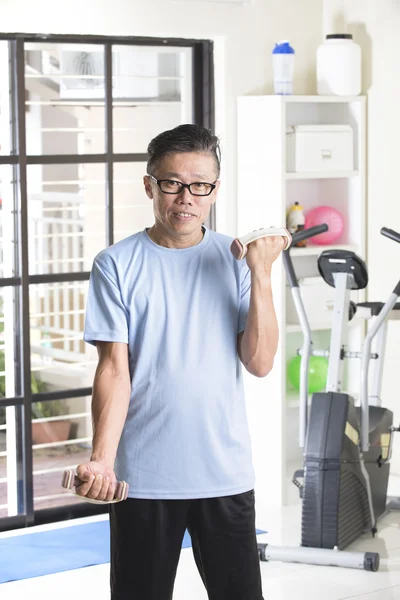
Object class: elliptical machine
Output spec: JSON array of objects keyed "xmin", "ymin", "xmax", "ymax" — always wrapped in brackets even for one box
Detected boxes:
[{"xmin": 258, "ymin": 224, "xmax": 400, "ymax": 571}]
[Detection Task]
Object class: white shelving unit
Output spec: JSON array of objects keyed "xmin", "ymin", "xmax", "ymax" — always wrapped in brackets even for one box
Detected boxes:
[{"xmin": 237, "ymin": 95, "xmax": 366, "ymax": 507}]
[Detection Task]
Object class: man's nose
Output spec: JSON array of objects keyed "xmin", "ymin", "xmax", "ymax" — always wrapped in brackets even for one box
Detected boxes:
[{"xmin": 177, "ymin": 186, "xmax": 194, "ymax": 202}]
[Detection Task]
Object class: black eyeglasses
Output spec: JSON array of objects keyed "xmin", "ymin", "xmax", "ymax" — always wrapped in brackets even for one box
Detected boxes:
[{"xmin": 148, "ymin": 175, "xmax": 217, "ymax": 197}]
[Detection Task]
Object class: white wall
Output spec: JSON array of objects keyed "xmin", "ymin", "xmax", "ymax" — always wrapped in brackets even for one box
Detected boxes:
[
  {"xmin": 1, "ymin": 0, "xmax": 324, "ymax": 508},
  {"xmin": 1, "ymin": 0, "xmax": 323, "ymax": 237},
  {"xmin": 323, "ymin": 0, "xmax": 400, "ymax": 474}
]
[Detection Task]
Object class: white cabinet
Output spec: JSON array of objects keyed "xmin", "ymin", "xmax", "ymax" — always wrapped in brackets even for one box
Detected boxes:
[{"xmin": 237, "ymin": 95, "xmax": 366, "ymax": 507}]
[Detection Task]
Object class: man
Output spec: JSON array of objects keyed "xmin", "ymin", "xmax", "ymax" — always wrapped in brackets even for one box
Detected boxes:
[{"xmin": 76, "ymin": 124, "xmax": 286, "ymax": 599}]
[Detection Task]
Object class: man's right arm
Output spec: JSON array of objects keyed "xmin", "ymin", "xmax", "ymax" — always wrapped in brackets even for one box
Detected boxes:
[{"xmin": 75, "ymin": 341, "xmax": 131, "ymax": 502}]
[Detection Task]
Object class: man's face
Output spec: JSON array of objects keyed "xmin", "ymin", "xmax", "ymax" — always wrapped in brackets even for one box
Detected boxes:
[{"xmin": 144, "ymin": 152, "xmax": 220, "ymax": 239}]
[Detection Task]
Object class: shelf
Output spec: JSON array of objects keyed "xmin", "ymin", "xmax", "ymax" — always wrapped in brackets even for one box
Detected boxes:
[
  {"xmin": 290, "ymin": 243, "xmax": 358, "ymax": 257},
  {"xmin": 285, "ymin": 171, "xmax": 359, "ymax": 180},
  {"xmin": 237, "ymin": 93, "xmax": 366, "ymax": 507}
]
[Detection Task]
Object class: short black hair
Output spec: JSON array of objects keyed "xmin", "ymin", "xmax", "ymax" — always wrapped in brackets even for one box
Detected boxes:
[{"xmin": 147, "ymin": 124, "xmax": 221, "ymax": 178}]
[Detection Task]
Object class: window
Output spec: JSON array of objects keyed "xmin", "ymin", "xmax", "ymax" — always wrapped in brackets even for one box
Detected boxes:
[{"xmin": 0, "ymin": 33, "xmax": 214, "ymax": 529}]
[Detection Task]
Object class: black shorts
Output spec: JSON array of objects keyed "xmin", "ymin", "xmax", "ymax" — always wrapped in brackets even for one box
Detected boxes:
[{"xmin": 109, "ymin": 489, "xmax": 264, "ymax": 600}]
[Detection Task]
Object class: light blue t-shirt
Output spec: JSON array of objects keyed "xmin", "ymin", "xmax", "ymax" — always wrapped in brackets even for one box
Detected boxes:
[{"xmin": 83, "ymin": 226, "xmax": 255, "ymax": 499}]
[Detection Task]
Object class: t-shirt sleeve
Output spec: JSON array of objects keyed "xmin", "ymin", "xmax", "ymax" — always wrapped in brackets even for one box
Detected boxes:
[
  {"xmin": 238, "ymin": 266, "xmax": 251, "ymax": 334},
  {"xmin": 83, "ymin": 257, "xmax": 129, "ymax": 346}
]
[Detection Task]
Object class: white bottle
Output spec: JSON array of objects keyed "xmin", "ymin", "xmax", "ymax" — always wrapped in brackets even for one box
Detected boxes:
[
  {"xmin": 317, "ymin": 34, "xmax": 361, "ymax": 96},
  {"xmin": 272, "ymin": 40, "xmax": 295, "ymax": 95}
]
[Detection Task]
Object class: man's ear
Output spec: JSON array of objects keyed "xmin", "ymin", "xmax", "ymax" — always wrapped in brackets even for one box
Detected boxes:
[
  {"xmin": 143, "ymin": 175, "xmax": 153, "ymax": 199},
  {"xmin": 211, "ymin": 180, "xmax": 220, "ymax": 204}
]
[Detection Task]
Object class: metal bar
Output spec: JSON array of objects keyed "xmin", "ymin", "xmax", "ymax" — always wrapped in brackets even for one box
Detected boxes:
[
  {"xmin": 33, "ymin": 493, "xmax": 73, "ymax": 503},
  {"xmin": 35, "ymin": 332, "xmax": 83, "ymax": 343},
  {"xmin": 0, "ymin": 277, "xmax": 21, "ymax": 287},
  {"xmin": 27, "ymin": 154, "xmax": 107, "ymax": 164},
  {"xmin": 0, "ymin": 515, "xmax": 28, "ymax": 532},
  {"xmin": 53, "ymin": 208, "xmax": 61, "ymax": 341},
  {"xmin": 110, "ymin": 153, "xmax": 149, "ymax": 163},
  {"xmin": 33, "ymin": 436, "xmax": 91, "ymax": 450},
  {"xmin": 72, "ymin": 214, "xmax": 80, "ymax": 354},
  {"xmin": 0, "ymin": 272, "xmax": 90, "ymax": 287},
  {"xmin": 105, "ymin": 43, "xmax": 114, "ymax": 247},
  {"xmin": 34, "ymin": 321, "xmax": 86, "ymax": 334},
  {"xmin": 29, "ymin": 271, "xmax": 90, "ymax": 284},
  {"xmin": 199, "ymin": 41, "xmax": 216, "ymax": 231},
  {"xmin": 33, "ymin": 463, "xmax": 83, "ymax": 476},
  {"xmin": 342, "ymin": 351, "xmax": 378, "ymax": 359},
  {"xmin": 359, "ymin": 456, "xmax": 377, "ymax": 533},
  {"xmin": 33, "ymin": 256, "xmax": 85, "ymax": 264},
  {"xmin": 26, "ymin": 153, "xmax": 148, "ymax": 165},
  {"xmin": 9, "ymin": 41, "xmax": 19, "ymax": 292},
  {"xmin": 32, "ymin": 387, "xmax": 92, "ymax": 402},
  {"xmin": 291, "ymin": 287, "xmax": 312, "ymax": 448},
  {"xmin": 42, "ymin": 220, "xmax": 51, "ymax": 337},
  {"xmin": 298, "ymin": 349, "xmax": 381, "ymax": 360},
  {"xmin": 1, "ymin": 274, "xmax": 90, "ymax": 288},
  {"xmin": 32, "ymin": 411, "xmax": 90, "ymax": 424},
  {"xmin": 31, "ymin": 344, "xmax": 86, "ymax": 363},
  {"xmin": 0, "ymin": 396, "xmax": 24, "ymax": 408},
  {"xmin": 326, "ymin": 273, "xmax": 352, "ymax": 393},
  {"xmin": 200, "ymin": 42, "xmax": 214, "ymax": 131},
  {"xmin": 298, "ymin": 348, "xmax": 329, "ymax": 358},
  {"xmin": 360, "ymin": 292, "xmax": 399, "ymax": 452},
  {"xmin": 16, "ymin": 37, "xmax": 34, "ymax": 524},
  {"xmin": 258, "ymin": 544, "xmax": 379, "ymax": 572},
  {"xmin": 370, "ymin": 319, "xmax": 388, "ymax": 406},
  {"xmin": 30, "ymin": 309, "xmax": 85, "ymax": 319},
  {"xmin": 7, "ymin": 42, "xmax": 21, "ymax": 519},
  {"xmin": 0, "ymin": 33, "xmax": 207, "ymax": 45},
  {"xmin": 0, "ymin": 156, "xmax": 18, "ymax": 164}
]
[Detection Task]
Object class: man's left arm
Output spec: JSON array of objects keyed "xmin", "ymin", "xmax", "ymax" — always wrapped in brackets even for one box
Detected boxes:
[{"xmin": 237, "ymin": 234, "xmax": 286, "ymax": 378}]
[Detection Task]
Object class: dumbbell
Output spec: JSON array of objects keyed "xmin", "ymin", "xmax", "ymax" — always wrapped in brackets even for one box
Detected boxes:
[
  {"xmin": 230, "ymin": 227, "xmax": 292, "ymax": 260},
  {"xmin": 61, "ymin": 469, "xmax": 129, "ymax": 504}
]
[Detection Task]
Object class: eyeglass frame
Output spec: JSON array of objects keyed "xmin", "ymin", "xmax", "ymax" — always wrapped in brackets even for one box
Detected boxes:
[{"xmin": 147, "ymin": 174, "xmax": 218, "ymax": 197}]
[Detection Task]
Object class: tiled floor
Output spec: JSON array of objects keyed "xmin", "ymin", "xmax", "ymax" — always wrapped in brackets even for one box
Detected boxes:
[{"xmin": 1, "ymin": 477, "xmax": 400, "ymax": 600}]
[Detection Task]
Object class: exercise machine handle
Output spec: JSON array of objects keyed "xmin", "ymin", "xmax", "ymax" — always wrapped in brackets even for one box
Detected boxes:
[
  {"xmin": 380, "ymin": 227, "xmax": 400, "ymax": 245},
  {"xmin": 291, "ymin": 223, "xmax": 329, "ymax": 247},
  {"xmin": 282, "ymin": 223, "xmax": 328, "ymax": 448},
  {"xmin": 381, "ymin": 226, "xmax": 400, "ymax": 295},
  {"xmin": 283, "ymin": 224, "xmax": 329, "ymax": 289},
  {"xmin": 360, "ymin": 226, "xmax": 400, "ymax": 452}
]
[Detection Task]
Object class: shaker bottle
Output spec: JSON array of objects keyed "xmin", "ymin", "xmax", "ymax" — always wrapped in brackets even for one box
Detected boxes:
[{"xmin": 273, "ymin": 40, "xmax": 295, "ymax": 95}]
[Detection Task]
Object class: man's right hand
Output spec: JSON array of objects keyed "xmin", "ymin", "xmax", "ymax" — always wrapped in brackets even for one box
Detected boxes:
[{"xmin": 75, "ymin": 461, "xmax": 118, "ymax": 502}]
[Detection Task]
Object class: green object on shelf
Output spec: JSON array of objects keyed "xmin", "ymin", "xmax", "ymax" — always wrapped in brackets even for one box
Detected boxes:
[{"xmin": 287, "ymin": 355, "xmax": 328, "ymax": 393}]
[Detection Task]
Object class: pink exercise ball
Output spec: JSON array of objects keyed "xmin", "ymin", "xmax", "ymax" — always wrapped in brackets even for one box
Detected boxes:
[{"xmin": 304, "ymin": 205, "xmax": 344, "ymax": 245}]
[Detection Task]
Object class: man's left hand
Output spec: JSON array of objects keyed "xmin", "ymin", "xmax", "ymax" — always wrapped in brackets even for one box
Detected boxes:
[{"xmin": 245, "ymin": 229, "xmax": 290, "ymax": 275}]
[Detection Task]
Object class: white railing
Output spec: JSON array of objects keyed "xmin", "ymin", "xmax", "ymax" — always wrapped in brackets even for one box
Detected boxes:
[{"xmin": 0, "ymin": 191, "xmax": 97, "ymax": 516}]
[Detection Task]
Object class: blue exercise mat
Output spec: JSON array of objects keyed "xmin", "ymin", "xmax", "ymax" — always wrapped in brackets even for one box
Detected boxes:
[{"xmin": 0, "ymin": 519, "xmax": 266, "ymax": 583}]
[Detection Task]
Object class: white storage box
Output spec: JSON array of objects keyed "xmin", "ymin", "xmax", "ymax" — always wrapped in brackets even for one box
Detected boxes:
[{"xmin": 286, "ymin": 124, "xmax": 354, "ymax": 172}]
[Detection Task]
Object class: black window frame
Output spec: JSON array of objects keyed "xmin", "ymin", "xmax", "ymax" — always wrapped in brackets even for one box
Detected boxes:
[{"xmin": 0, "ymin": 32, "xmax": 215, "ymax": 531}]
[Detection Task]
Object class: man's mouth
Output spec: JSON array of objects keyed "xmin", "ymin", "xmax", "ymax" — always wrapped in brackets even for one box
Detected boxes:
[{"xmin": 173, "ymin": 212, "xmax": 196, "ymax": 219}]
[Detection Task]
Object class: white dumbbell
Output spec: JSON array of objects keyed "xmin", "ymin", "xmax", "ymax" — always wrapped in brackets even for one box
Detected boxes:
[
  {"xmin": 61, "ymin": 469, "xmax": 129, "ymax": 504},
  {"xmin": 230, "ymin": 227, "xmax": 292, "ymax": 260}
]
